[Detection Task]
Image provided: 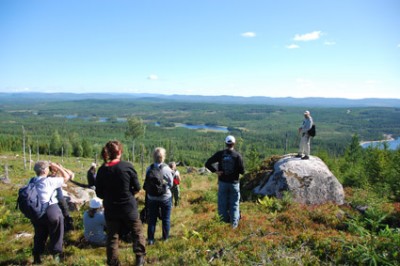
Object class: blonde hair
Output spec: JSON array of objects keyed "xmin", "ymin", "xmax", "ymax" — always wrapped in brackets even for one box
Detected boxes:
[{"xmin": 153, "ymin": 147, "xmax": 166, "ymax": 163}]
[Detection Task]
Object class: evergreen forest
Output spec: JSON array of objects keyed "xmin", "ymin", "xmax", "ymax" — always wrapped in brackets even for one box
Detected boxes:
[{"xmin": 0, "ymin": 95, "xmax": 399, "ymax": 265}]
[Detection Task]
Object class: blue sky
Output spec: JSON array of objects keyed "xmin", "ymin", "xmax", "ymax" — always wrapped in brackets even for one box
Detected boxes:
[{"xmin": 1, "ymin": 0, "xmax": 399, "ymax": 99}]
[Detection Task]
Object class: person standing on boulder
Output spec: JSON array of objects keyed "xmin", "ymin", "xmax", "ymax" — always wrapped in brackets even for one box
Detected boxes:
[
  {"xmin": 296, "ymin": 110, "xmax": 314, "ymax": 160},
  {"xmin": 205, "ymin": 135, "xmax": 244, "ymax": 229}
]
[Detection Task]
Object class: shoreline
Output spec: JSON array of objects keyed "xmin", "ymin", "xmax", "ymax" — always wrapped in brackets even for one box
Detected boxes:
[{"xmin": 359, "ymin": 134, "xmax": 395, "ymax": 145}]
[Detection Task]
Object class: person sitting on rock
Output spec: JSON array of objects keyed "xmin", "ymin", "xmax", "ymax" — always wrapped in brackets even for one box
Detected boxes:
[{"xmin": 83, "ymin": 197, "xmax": 107, "ymax": 246}]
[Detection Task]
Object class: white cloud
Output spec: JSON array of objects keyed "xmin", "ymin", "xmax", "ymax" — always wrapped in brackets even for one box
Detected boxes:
[
  {"xmin": 286, "ymin": 44, "xmax": 300, "ymax": 49},
  {"xmin": 293, "ymin": 31, "xmax": 322, "ymax": 41},
  {"xmin": 147, "ymin": 74, "xmax": 159, "ymax": 80},
  {"xmin": 324, "ymin": 41, "xmax": 336, "ymax": 46},
  {"xmin": 18, "ymin": 87, "xmax": 32, "ymax": 92},
  {"xmin": 241, "ymin": 32, "xmax": 256, "ymax": 38}
]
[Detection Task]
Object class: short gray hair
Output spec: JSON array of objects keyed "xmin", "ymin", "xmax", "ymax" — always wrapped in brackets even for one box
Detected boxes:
[
  {"xmin": 153, "ymin": 147, "xmax": 166, "ymax": 163},
  {"xmin": 34, "ymin": 161, "xmax": 49, "ymax": 176}
]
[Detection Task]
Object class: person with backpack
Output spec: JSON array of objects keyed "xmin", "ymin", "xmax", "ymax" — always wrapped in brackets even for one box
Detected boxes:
[
  {"xmin": 95, "ymin": 140, "xmax": 146, "ymax": 266},
  {"xmin": 144, "ymin": 147, "xmax": 174, "ymax": 245},
  {"xmin": 28, "ymin": 160, "xmax": 72, "ymax": 264},
  {"xmin": 205, "ymin": 135, "xmax": 245, "ymax": 229},
  {"xmin": 48, "ymin": 163, "xmax": 75, "ymax": 232},
  {"xmin": 168, "ymin": 161, "xmax": 181, "ymax": 207},
  {"xmin": 296, "ymin": 110, "xmax": 314, "ymax": 160}
]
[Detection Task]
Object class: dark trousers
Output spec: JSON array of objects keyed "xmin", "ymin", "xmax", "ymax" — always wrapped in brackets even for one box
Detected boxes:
[
  {"xmin": 106, "ymin": 217, "xmax": 146, "ymax": 266},
  {"xmin": 171, "ymin": 185, "xmax": 180, "ymax": 206},
  {"xmin": 32, "ymin": 203, "xmax": 64, "ymax": 255}
]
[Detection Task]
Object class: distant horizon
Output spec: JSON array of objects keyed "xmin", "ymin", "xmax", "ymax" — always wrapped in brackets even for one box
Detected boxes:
[{"xmin": 2, "ymin": 90, "xmax": 400, "ymax": 101}]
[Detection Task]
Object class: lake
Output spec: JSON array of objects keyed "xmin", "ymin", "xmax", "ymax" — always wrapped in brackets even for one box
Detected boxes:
[
  {"xmin": 361, "ymin": 137, "xmax": 400, "ymax": 150},
  {"xmin": 63, "ymin": 115, "xmax": 126, "ymax": 123},
  {"xmin": 175, "ymin": 123, "xmax": 228, "ymax": 132}
]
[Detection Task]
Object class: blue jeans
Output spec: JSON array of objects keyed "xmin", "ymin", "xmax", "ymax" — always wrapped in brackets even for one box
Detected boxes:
[
  {"xmin": 147, "ymin": 197, "xmax": 172, "ymax": 241},
  {"xmin": 218, "ymin": 181, "xmax": 240, "ymax": 226}
]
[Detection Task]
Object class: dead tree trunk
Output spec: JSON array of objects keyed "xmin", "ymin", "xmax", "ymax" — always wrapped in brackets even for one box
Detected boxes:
[
  {"xmin": 29, "ymin": 146, "xmax": 32, "ymax": 170},
  {"xmin": 22, "ymin": 126, "xmax": 27, "ymax": 170}
]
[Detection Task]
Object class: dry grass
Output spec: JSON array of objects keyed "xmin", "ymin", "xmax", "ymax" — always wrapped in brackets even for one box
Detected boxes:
[{"xmin": 1, "ymin": 153, "xmax": 399, "ymax": 265}]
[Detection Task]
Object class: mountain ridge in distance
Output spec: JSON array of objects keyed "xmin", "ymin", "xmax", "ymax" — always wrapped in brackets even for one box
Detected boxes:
[{"xmin": 0, "ymin": 92, "xmax": 399, "ymax": 107}]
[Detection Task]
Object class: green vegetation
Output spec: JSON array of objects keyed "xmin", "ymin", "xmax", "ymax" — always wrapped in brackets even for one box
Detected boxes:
[
  {"xmin": 0, "ymin": 98, "xmax": 399, "ymax": 265},
  {"xmin": 0, "ymin": 153, "xmax": 399, "ymax": 265},
  {"xmin": 1, "ymin": 98, "xmax": 400, "ymax": 167}
]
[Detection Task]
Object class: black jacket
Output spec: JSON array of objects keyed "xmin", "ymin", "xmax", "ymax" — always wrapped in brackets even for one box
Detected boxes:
[
  {"xmin": 205, "ymin": 148, "xmax": 244, "ymax": 183},
  {"xmin": 96, "ymin": 160, "xmax": 141, "ymax": 220}
]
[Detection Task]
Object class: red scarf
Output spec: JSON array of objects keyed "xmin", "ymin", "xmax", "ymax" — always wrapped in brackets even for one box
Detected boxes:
[{"xmin": 106, "ymin": 159, "xmax": 120, "ymax": 167}]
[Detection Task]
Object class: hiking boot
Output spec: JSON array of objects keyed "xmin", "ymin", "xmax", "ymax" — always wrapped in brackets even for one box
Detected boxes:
[
  {"xmin": 135, "ymin": 255, "xmax": 145, "ymax": 266},
  {"xmin": 33, "ymin": 254, "xmax": 41, "ymax": 264},
  {"xmin": 295, "ymin": 154, "xmax": 302, "ymax": 158},
  {"xmin": 301, "ymin": 155, "xmax": 310, "ymax": 160}
]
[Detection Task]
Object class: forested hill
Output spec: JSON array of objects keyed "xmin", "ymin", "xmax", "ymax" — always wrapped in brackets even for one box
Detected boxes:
[{"xmin": 1, "ymin": 92, "xmax": 400, "ymax": 107}]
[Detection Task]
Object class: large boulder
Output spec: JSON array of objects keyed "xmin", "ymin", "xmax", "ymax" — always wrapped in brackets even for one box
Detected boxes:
[
  {"xmin": 253, "ymin": 155, "xmax": 345, "ymax": 205},
  {"xmin": 62, "ymin": 185, "xmax": 95, "ymax": 211}
]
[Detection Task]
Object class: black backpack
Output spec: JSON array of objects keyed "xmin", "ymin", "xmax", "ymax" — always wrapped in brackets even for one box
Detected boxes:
[
  {"xmin": 16, "ymin": 177, "xmax": 48, "ymax": 221},
  {"xmin": 221, "ymin": 150, "xmax": 235, "ymax": 176},
  {"xmin": 308, "ymin": 124, "xmax": 316, "ymax": 137},
  {"xmin": 144, "ymin": 164, "xmax": 166, "ymax": 196}
]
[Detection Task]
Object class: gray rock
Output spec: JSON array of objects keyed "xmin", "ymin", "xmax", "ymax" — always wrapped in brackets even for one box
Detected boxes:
[
  {"xmin": 253, "ymin": 155, "xmax": 345, "ymax": 205},
  {"xmin": 15, "ymin": 232, "xmax": 33, "ymax": 239},
  {"xmin": 0, "ymin": 176, "xmax": 11, "ymax": 184},
  {"xmin": 198, "ymin": 167, "xmax": 211, "ymax": 175},
  {"xmin": 63, "ymin": 185, "xmax": 95, "ymax": 211}
]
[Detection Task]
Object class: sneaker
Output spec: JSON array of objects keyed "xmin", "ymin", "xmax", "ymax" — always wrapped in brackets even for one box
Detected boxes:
[
  {"xmin": 53, "ymin": 254, "xmax": 60, "ymax": 263},
  {"xmin": 295, "ymin": 154, "xmax": 302, "ymax": 158},
  {"xmin": 135, "ymin": 255, "xmax": 145, "ymax": 266},
  {"xmin": 147, "ymin": 240, "xmax": 155, "ymax": 245},
  {"xmin": 301, "ymin": 155, "xmax": 310, "ymax": 160}
]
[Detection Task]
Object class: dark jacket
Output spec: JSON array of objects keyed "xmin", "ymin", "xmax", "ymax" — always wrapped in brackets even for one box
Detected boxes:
[
  {"xmin": 205, "ymin": 148, "xmax": 244, "ymax": 183},
  {"xmin": 95, "ymin": 160, "xmax": 141, "ymax": 220},
  {"xmin": 87, "ymin": 169, "xmax": 96, "ymax": 188}
]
